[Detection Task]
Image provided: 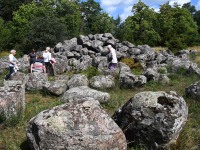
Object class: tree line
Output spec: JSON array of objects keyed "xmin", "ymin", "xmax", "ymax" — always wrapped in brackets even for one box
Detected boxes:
[{"xmin": 0, "ymin": 0, "xmax": 200, "ymax": 55}]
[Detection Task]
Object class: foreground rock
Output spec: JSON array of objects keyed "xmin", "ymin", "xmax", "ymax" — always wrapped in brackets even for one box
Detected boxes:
[
  {"xmin": 27, "ymin": 100, "xmax": 127, "ymax": 150},
  {"xmin": 60, "ymin": 86, "xmax": 110, "ymax": 103},
  {"xmin": 112, "ymin": 91, "xmax": 188, "ymax": 149},
  {"xmin": 0, "ymin": 81, "xmax": 25, "ymax": 120},
  {"xmin": 26, "ymin": 72, "xmax": 48, "ymax": 91}
]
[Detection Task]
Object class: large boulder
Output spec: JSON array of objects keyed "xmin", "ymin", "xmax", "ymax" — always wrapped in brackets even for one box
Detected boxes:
[
  {"xmin": 26, "ymin": 72, "xmax": 48, "ymax": 91},
  {"xmin": 0, "ymin": 80, "xmax": 25, "ymax": 120},
  {"xmin": 10, "ymin": 72, "xmax": 29, "ymax": 84},
  {"xmin": 60, "ymin": 86, "xmax": 110, "ymax": 103},
  {"xmin": 119, "ymin": 72, "xmax": 146, "ymax": 89},
  {"xmin": 43, "ymin": 80, "xmax": 68, "ymax": 96},
  {"xmin": 67, "ymin": 74, "xmax": 89, "ymax": 89},
  {"xmin": 27, "ymin": 100, "xmax": 127, "ymax": 150},
  {"xmin": 112, "ymin": 91, "xmax": 188, "ymax": 149},
  {"xmin": 89, "ymin": 75, "xmax": 115, "ymax": 89}
]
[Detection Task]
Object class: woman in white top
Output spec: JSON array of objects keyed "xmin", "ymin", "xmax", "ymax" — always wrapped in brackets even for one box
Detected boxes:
[
  {"xmin": 5, "ymin": 49, "xmax": 18, "ymax": 80},
  {"xmin": 43, "ymin": 47, "xmax": 52, "ymax": 73},
  {"xmin": 107, "ymin": 45, "xmax": 118, "ymax": 70}
]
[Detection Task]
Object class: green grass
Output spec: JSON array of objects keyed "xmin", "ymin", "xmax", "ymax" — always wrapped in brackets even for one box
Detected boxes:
[
  {"xmin": 1, "ymin": 52, "xmax": 200, "ymax": 150},
  {"xmin": 0, "ymin": 91, "xmax": 62, "ymax": 150}
]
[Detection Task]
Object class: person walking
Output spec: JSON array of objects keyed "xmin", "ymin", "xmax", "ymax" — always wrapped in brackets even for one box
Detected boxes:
[
  {"xmin": 43, "ymin": 47, "xmax": 51, "ymax": 74},
  {"xmin": 107, "ymin": 45, "xmax": 118, "ymax": 70},
  {"xmin": 29, "ymin": 49, "xmax": 37, "ymax": 73},
  {"xmin": 4, "ymin": 49, "xmax": 18, "ymax": 80}
]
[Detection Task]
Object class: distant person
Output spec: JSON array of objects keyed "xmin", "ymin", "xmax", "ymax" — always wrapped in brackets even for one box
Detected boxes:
[
  {"xmin": 4, "ymin": 50, "xmax": 18, "ymax": 80},
  {"xmin": 32, "ymin": 55, "xmax": 46, "ymax": 73},
  {"xmin": 29, "ymin": 49, "xmax": 37, "ymax": 73},
  {"xmin": 107, "ymin": 45, "xmax": 118, "ymax": 70},
  {"xmin": 43, "ymin": 47, "xmax": 51, "ymax": 74}
]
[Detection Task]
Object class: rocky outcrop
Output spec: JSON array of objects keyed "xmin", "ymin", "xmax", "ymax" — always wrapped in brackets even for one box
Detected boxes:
[
  {"xmin": 112, "ymin": 91, "xmax": 188, "ymax": 149},
  {"xmin": 27, "ymin": 100, "xmax": 127, "ymax": 150}
]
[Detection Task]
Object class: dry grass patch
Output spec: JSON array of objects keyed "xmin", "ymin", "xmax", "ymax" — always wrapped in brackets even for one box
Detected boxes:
[
  {"xmin": 188, "ymin": 46, "xmax": 200, "ymax": 52},
  {"xmin": 152, "ymin": 46, "xmax": 167, "ymax": 52}
]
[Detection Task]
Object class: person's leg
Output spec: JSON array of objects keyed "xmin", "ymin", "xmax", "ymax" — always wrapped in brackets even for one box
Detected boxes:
[
  {"xmin": 43, "ymin": 65, "xmax": 46, "ymax": 73},
  {"xmin": 30, "ymin": 63, "xmax": 33, "ymax": 73},
  {"xmin": 5, "ymin": 66, "xmax": 14, "ymax": 80},
  {"xmin": 45, "ymin": 62, "xmax": 48, "ymax": 73},
  {"xmin": 108, "ymin": 63, "xmax": 112, "ymax": 69}
]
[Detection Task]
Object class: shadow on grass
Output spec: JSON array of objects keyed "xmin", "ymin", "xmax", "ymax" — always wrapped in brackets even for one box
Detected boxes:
[{"xmin": 20, "ymin": 140, "xmax": 31, "ymax": 150}]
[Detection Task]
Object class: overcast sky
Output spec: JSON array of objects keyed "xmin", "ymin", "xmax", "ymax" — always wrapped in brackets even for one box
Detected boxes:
[{"xmin": 92, "ymin": 0, "xmax": 200, "ymax": 21}]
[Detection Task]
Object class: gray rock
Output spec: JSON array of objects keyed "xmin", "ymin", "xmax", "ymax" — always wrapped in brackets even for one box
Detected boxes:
[
  {"xmin": 90, "ymin": 75, "xmax": 115, "ymax": 89},
  {"xmin": 27, "ymin": 100, "xmax": 127, "ymax": 150},
  {"xmin": 26, "ymin": 72, "xmax": 48, "ymax": 91},
  {"xmin": 112, "ymin": 91, "xmax": 188, "ymax": 149},
  {"xmin": 119, "ymin": 72, "xmax": 146, "ymax": 88},
  {"xmin": 43, "ymin": 80, "xmax": 68, "ymax": 96},
  {"xmin": 185, "ymin": 81, "xmax": 200, "ymax": 100},
  {"xmin": 0, "ymin": 80, "xmax": 25, "ymax": 120},
  {"xmin": 67, "ymin": 74, "xmax": 89, "ymax": 89},
  {"xmin": 60, "ymin": 86, "xmax": 110, "ymax": 103}
]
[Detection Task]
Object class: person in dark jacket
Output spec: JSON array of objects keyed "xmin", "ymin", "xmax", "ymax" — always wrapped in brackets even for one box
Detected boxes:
[{"xmin": 29, "ymin": 49, "xmax": 37, "ymax": 73}]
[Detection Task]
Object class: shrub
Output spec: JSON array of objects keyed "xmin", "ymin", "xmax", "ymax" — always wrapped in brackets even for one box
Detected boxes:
[
  {"xmin": 121, "ymin": 58, "xmax": 143, "ymax": 69},
  {"xmin": 158, "ymin": 67, "xmax": 167, "ymax": 74},
  {"xmin": 80, "ymin": 66, "xmax": 100, "ymax": 79},
  {"xmin": 0, "ymin": 50, "xmax": 9, "ymax": 58}
]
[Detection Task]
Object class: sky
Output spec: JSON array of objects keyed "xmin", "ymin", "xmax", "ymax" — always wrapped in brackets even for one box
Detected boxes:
[{"xmin": 92, "ymin": 0, "xmax": 200, "ymax": 21}]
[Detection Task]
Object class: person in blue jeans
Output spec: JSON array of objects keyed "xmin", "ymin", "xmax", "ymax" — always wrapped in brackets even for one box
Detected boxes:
[{"xmin": 4, "ymin": 49, "xmax": 18, "ymax": 80}]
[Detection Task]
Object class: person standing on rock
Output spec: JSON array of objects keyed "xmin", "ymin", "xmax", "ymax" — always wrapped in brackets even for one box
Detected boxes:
[
  {"xmin": 107, "ymin": 45, "xmax": 118, "ymax": 70},
  {"xmin": 29, "ymin": 49, "xmax": 37, "ymax": 73},
  {"xmin": 43, "ymin": 47, "xmax": 52, "ymax": 74},
  {"xmin": 4, "ymin": 49, "xmax": 18, "ymax": 80}
]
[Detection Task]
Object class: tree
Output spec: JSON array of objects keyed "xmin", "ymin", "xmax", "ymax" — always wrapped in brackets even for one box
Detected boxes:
[
  {"xmin": 27, "ymin": 16, "xmax": 67, "ymax": 51},
  {"xmin": 120, "ymin": 0, "xmax": 160, "ymax": 46},
  {"xmin": 0, "ymin": 18, "xmax": 11, "ymax": 51},
  {"xmin": 0, "ymin": 0, "xmax": 32, "ymax": 22},
  {"xmin": 80, "ymin": 0, "xmax": 102, "ymax": 34},
  {"xmin": 90, "ymin": 12, "xmax": 116, "ymax": 34},
  {"xmin": 182, "ymin": 2, "xmax": 196, "ymax": 16},
  {"xmin": 55, "ymin": 0, "xmax": 82, "ymax": 38},
  {"xmin": 158, "ymin": 3, "xmax": 198, "ymax": 51}
]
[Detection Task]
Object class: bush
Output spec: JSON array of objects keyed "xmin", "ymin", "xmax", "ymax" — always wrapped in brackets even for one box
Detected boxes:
[
  {"xmin": 121, "ymin": 58, "xmax": 143, "ymax": 69},
  {"xmin": 80, "ymin": 66, "xmax": 100, "ymax": 79}
]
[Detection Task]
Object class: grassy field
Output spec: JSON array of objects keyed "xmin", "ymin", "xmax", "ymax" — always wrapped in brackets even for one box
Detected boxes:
[{"xmin": 0, "ymin": 47, "xmax": 200, "ymax": 150}]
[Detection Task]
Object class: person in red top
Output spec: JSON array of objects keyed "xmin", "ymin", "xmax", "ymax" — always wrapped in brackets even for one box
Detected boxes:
[{"xmin": 32, "ymin": 55, "xmax": 46, "ymax": 73}]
